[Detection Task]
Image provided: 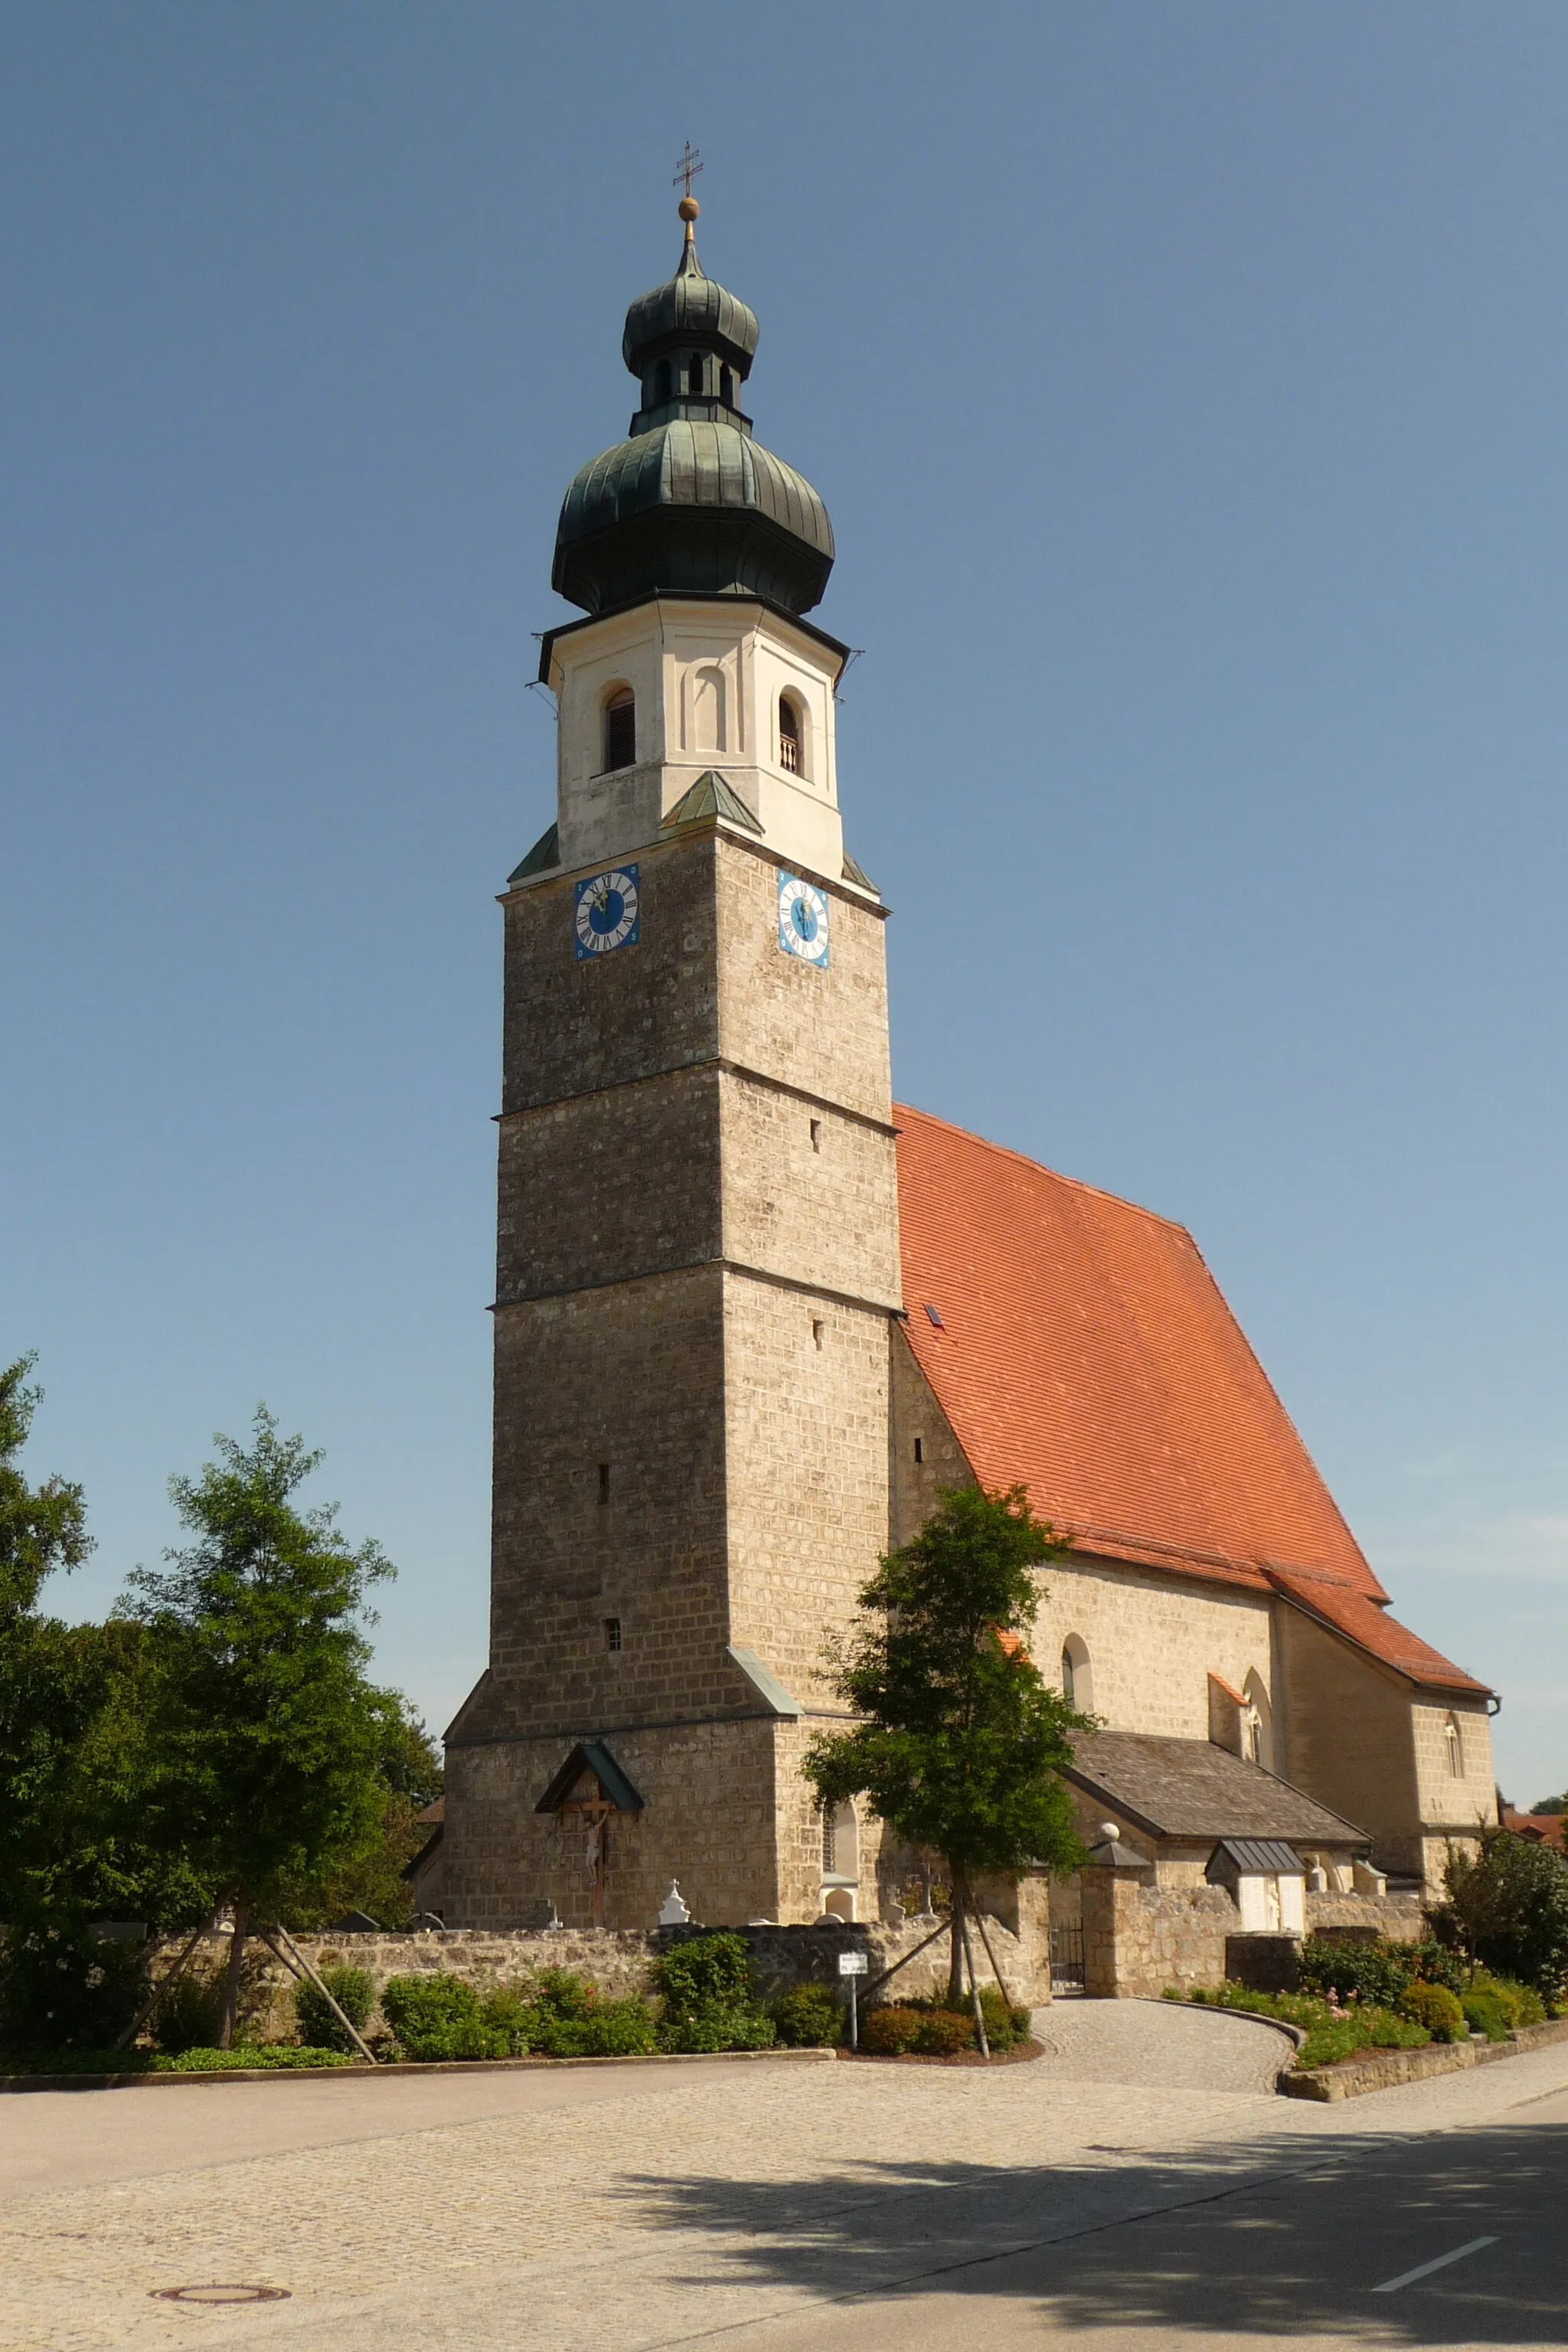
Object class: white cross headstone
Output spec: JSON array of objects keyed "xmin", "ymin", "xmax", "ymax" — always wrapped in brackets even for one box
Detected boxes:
[{"xmin": 658, "ymin": 1880, "xmax": 691, "ymax": 1926}]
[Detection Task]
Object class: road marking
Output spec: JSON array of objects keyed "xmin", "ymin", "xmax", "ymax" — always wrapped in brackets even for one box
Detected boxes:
[{"xmin": 1372, "ymin": 2236, "xmax": 1498, "ymax": 2294}]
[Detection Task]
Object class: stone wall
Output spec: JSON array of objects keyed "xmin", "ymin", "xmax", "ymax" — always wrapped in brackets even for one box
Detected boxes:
[
  {"xmin": 151, "ymin": 1913, "xmax": 1042, "ymax": 2046},
  {"xmin": 1081, "ymin": 1868, "xmax": 1237, "ymax": 1998},
  {"xmin": 1305, "ymin": 1890, "xmax": 1426, "ymax": 1942}
]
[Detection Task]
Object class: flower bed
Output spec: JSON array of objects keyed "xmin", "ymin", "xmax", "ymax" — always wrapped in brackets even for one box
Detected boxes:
[{"xmin": 1167, "ymin": 1982, "xmax": 1429, "ymax": 2068}]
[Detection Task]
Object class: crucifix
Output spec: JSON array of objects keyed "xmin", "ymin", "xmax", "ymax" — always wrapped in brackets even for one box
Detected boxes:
[
  {"xmin": 672, "ymin": 141, "xmax": 704, "ymax": 202},
  {"xmin": 561, "ymin": 1787, "xmax": 616, "ymax": 1926}
]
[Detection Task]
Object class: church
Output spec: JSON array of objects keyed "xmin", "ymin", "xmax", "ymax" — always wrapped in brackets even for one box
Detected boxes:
[{"xmin": 439, "ymin": 198, "xmax": 1498, "ymax": 1953}]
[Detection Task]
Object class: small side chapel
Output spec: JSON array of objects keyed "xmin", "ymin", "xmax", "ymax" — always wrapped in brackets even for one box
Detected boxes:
[{"xmin": 439, "ymin": 196, "xmax": 1498, "ymax": 1956}]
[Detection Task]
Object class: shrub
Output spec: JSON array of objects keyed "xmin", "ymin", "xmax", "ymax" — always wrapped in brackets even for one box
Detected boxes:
[
  {"xmin": 1408, "ymin": 1939, "xmax": 1468, "ymax": 1994},
  {"xmin": 773, "ymin": 1984, "xmax": 843, "ymax": 2048},
  {"xmin": 911, "ymin": 2007, "xmax": 976, "ymax": 2055},
  {"xmin": 381, "ymin": 1975, "xmax": 498, "ymax": 2062},
  {"xmin": 1460, "ymin": 1984, "xmax": 1512, "ymax": 2043},
  {"xmin": 1436, "ymin": 1828, "xmax": 1568, "ymax": 1996},
  {"xmin": 1298, "ymin": 1936, "xmax": 1412, "ymax": 2009},
  {"xmin": 293, "ymin": 1965, "xmax": 374, "ymax": 2055},
  {"xmin": 859, "ymin": 2006, "xmax": 923, "ymax": 2056},
  {"xmin": 152, "ymin": 1967, "xmax": 227, "ymax": 2054},
  {"xmin": 479, "ymin": 1987, "xmax": 535, "ymax": 2056},
  {"xmin": 652, "ymin": 1935, "xmax": 775, "ymax": 2053},
  {"xmin": 1481, "ymin": 1973, "xmax": 1546, "ymax": 2027},
  {"xmin": 1396, "ymin": 1982, "xmax": 1467, "ymax": 2042},
  {"xmin": 161, "ymin": 2044, "xmax": 356, "ymax": 2072},
  {"xmin": 0, "ymin": 1929, "xmax": 144, "ymax": 2052},
  {"xmin": 977, "ymin": 1985, "xmax": 1032, "ymax": 2052}
]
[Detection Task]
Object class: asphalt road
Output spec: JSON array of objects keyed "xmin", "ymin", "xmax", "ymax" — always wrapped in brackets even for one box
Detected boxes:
[{"xmin": 707, "ymin": 2076, "xmax": 1568, "ymax": 2352}]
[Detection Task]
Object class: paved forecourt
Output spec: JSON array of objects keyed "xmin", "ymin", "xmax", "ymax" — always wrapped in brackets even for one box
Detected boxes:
[{"xmin": 4, "ymin": 2001, "xmax": 1566, "ymax": 2352}]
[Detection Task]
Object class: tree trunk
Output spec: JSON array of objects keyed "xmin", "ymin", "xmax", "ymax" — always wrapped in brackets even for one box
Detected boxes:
[
  {"xmin": 946, "ymin": 1875, "xmax": 966, "ymax": 2009},
  {"xmin": 217, "ymin": 1899, "xmax": 249, "ymax": 2050}
]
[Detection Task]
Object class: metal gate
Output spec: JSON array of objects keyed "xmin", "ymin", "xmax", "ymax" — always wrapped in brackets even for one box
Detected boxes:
[{"xmin": 1050, "ymin": 1922, "xmax": 1085, "ymax": 1988}]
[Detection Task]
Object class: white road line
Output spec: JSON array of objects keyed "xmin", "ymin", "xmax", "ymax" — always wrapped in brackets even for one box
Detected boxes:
[{"xmin": 1372, "ymin": 2235, "xmax": 1498, "ymax": 2294}]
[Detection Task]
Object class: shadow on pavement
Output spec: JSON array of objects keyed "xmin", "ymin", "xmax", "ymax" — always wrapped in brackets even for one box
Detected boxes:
[{"xmin": 622, "ymin": 2119, "xmax": 1568, "ymax": 2342}]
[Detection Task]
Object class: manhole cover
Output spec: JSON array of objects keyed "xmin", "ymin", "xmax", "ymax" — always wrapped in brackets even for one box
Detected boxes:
[{"xmin": 150, "ymin": 2285, "xmax": 291, "ymax": 2306}]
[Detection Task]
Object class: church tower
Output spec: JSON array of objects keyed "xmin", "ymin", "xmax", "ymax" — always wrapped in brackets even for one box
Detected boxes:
[{"xmin": 443, "ymin": 197, "xmax": 900, "ymax": 1930}]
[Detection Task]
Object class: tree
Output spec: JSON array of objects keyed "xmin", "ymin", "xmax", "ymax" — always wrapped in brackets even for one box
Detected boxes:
[
  {"xmin": 1437, "ymin": 1825, "xmax": 1568, "ymax": 1997},
  {"xmin": 803, "ymin": 1485, "xmax": 1087, "ymax": 2023},
  {"xmin": 0, "ymin": 1355, "xmax": 112, "ymax": 1923},
  {"xmin": 125, "ymin": 1408, "xmax": 394, "ymax": 2043},
  {"xmin": 279, "ymin": 1692, "xmax": 444, "ymax": 1931}
]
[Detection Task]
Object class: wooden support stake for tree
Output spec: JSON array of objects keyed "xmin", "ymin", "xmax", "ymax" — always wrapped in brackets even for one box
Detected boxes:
[
  {"xmin": 857, "ymin": 1914, "xmax": 950, "ymax": 2007},
  {"xmin": 262, "ymin": 1924, "xmax": 380, "ymax": 2066},
  {"xmin": 959, "ymin": 1900, "xmax": 990, "ymax": 2059},
  {"xmin": 112, "ymin": 1916, "xmax": 216, "ymax": 2053},
  {"xmin": 972, "ymin": 1907, "xmax": 1017, "ymax": 2016}
]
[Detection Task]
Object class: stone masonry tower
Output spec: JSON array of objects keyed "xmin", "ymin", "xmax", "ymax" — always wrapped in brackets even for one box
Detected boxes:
[{"xmin": 442, "ymin": 199, "xmax": 900, "ymax": 1930}]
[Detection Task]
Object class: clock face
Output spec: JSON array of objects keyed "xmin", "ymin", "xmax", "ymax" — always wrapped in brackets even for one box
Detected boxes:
[
  {"xmin": 574, "ymin": 865, "xmax": 640, "ymax": 958},
  {"xmin": 777, "ymin": 871, "xmax": 829, "ymax": 967}
]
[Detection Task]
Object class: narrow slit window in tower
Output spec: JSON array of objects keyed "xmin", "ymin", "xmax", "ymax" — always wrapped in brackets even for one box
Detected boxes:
[
  {"xmin": 914, "ymin": 1437, "xmax": 923, "ymax": 1464},
  {"xmin": 604, "ymin": 1617, "xmax": 622, "ymax": 1653},
  {"xmin": 687, "ymin": 352, "xmax": 704, "ymax": 397},
  {"xmin": 656, "ymin": 359, "xmax": 671, "ymax": 403},
  {"xmin": 810, "ymin": 1118, "xmax": 822, "ymax": 1152},
  {"xmin": 720, "ymin": 365, "xmax": 737, "ymax": 407},
  {"xmin": 597, "ymin": 1462, "xmax": 610, "ymax": 1506},
  {"xmin": 812, "ymin": 1318, "xmax": 825, "ymax": 1351},
  {"xmin": 603, "ymin": 689, "xmax": 635, "ymax": 773}
]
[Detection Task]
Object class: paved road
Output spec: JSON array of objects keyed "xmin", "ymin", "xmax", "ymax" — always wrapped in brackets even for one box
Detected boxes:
[{"xmin": 3, "ymin": 2003, "xmax": 1564, "ymax": 2351}]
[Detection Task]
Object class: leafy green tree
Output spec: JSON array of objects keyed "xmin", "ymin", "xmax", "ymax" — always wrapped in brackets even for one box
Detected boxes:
[
  {"xmin": 0, "ymin": 1356, "xmax": 119, "ymax": 1923},
  {"xmin": 279, "ymin": 1692, "xmax": 443, "ymax": 1930},
  {"xmin": 125, "ymin": 1408, "xmax": 394, "ymax": 2043},
  {"xmin": 803, "ymin": 1485, "xmax": 1086, "ymax": 2018},
  {"xmin": 1437, "ymin": 1825, "xmax": 1568, "ymax": 1997}
]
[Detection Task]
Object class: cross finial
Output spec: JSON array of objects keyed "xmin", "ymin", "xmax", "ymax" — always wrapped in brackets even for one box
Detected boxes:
[{"xmin": 672, "ymin": 141, "xmax": 704, "ymax": 202}]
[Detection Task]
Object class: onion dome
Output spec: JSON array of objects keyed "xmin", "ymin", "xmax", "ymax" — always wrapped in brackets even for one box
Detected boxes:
[{"xmin": 553, "ymin": 201, "xmax": 834, "ymax": 618}]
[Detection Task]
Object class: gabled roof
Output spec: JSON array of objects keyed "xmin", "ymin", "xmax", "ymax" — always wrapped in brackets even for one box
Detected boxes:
[
  {"xmin": 660, "ymin": 768, "xmax": 765, "ymax": 837},
  {"xmin": 1066, "ymin": 1731, "xmax": 1367, "ymax": 1847},
  {"xmin": 1265, "ymin": 1568, "xmax": 1491, "ymax": 1697},
  {"xmin": 894, "ymin": 1103, "xmax": 1491, "ymax": 1698},
  {"xmin": 534, "ymin": 1741, "xmax": 645, "ymax": 1815}
]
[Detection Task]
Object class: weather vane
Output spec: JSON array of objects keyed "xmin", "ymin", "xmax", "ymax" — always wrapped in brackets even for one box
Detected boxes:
[{"xmin": 672, "ymin": 141, "xmax": 704, "ymax": 204}]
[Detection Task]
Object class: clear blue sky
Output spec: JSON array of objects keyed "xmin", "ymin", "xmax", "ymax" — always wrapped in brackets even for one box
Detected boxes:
[{"xmin": 4, "ymin": 2, "xmax": 1566, "ymax": 1805}]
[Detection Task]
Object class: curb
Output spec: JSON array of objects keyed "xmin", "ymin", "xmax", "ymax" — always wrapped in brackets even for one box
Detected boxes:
[
  {"xmin": 0, "ymin": 2047, "xmax": 840, "ymax": 2095},
  {"xmin": 1280, "ymin": 2014, "xmax": 1568, "ymax": 2102}
]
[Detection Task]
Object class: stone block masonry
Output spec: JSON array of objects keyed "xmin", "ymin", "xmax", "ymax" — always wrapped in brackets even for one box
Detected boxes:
[
  {"xmin": 447, "ymin": 820, "xmax": 904, "ymax": 1932},
  {"xmin": 146, "ymin": 1914, "xmax": 1045, "ymax": 2046}
]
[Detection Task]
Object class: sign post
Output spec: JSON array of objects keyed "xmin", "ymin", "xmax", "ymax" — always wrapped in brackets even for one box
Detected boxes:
[{"xmin": 838, "ymin": 1948, "xmax": 868, "ymax": 2050}]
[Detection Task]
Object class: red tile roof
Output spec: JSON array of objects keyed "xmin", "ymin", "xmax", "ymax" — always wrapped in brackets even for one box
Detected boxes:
[
  {"xmin": 1264, "ymin": 1567, "xmax": 1490, "ymax": 1698},
  {"xmin": 893, "ymin": 1103, "xmax": 1491, "ymax": 1698},
  {"xmin": 1501, "ymin": 1807, "xmax": 1566, "ymax": 1851}
]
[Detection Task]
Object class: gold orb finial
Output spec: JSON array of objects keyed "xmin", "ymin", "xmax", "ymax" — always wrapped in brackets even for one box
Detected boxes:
[{"xmin": 678, "ymin": 194, "xmax": 700, "ymax": 224}]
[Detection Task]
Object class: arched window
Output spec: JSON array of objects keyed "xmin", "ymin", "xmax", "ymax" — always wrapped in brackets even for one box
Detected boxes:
[
  {"xmin": 687, "ymin": 352, "xmax": 704, "ymax": 397},
  {"xmin": 1061, "ymin": 1634, "xmax": 1093, "ymax": 1714},
  {"xmin": 778, "ymin": 692, "xmax": 804, "ymax": 774},
  {"xmin": 1446, "ymin": 1713, "xmax": 1464, "ymax": 1778},
  {"xmin": 720, "ymin": 365, "xmax": 737, "ymax": 407},
  {"xmin": 602, "ymin": 687, "xmax": 635, "ymax": 773},
  {"xmin": 1243, "ymin": 1670, "xmax": 1273, "ymax": 1772},
  {"xmin": 655, "ymin": 359, "xmax": 671, "ymax": 404},
  {"xmin": 820, "ymin": 1800, "xmax": 859, "ymax": 1919}
]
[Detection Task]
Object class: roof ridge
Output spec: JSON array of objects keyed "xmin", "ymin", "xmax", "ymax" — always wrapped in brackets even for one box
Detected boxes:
[{"xmin": 891, "ymin": 1101, "xmax": 1194, "ymax": 1239}]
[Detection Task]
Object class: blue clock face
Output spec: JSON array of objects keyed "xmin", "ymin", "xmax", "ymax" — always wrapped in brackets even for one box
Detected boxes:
[
  {"xmin": 777, "ymin": 871, "xmax": 829, "ymax": 967},
  {"xmin": 574, "ymin": 866, "xmax": 640, "ymax": 958}
]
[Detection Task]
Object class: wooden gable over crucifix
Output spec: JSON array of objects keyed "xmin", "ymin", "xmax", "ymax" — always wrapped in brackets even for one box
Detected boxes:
[{"xmin": 535, "ymin": 1743, "xmax": 645, "ymax": 1926}]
